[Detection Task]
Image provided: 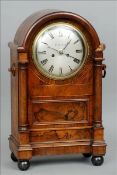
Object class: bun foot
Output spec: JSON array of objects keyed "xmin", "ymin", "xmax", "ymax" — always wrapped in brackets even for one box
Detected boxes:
[
  {"xmin": 91, "ymin": 156, "xmax": 104, "ymax": 166},
  {"xmin": 11, "ymin": 152, "xmax": 18, "ymax": 162},
  {"xmin": 83, "ymin": 153, "xmax": 92, "ymax": 158},
  {"xmin": 18, "ymin": 160, "xmax": 30, "ymax": 171}
]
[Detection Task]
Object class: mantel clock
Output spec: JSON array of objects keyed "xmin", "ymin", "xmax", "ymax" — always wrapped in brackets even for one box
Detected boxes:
[{"xmin": 8, "ymin": 10, "xmax": 107, "ymax": 170}]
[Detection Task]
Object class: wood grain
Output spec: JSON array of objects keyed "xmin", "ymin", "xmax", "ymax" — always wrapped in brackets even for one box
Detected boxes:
[{"xmin": 8, "ymin": 10, "xmax": 106, "ymax": 161}]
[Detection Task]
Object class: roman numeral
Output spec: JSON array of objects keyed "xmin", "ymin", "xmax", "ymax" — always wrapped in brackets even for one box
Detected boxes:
[
  {"xmin": 49, "ymin": 33, "xmax": 54, "ymax": 39},
  {"xmin": 76, "ymin": 49, "xmax": 82, "ymax": 53},
  {"xmin": 41, "ymin": 59, "xmax": 48, "ymax": 65},
  {"xmin": 41, "ymin": 42, "xmax": 48, "ymax": 45},
  {"xmin": 68, "ymin": 34, "xmax": 70, "ymax": 39},
  {"xmin": 74, "ymin": 39, "xmax": 80, "ymax": 44},
  {"xmin": 60, "ymin": 67, "xmax": 63, "ymax": 75},
  {"xmin": 48, "ymin": 65, "xmax": 54, "ymax": 73},
  {"xmin": 73, "ymin": 58, "xmax": 80, "ymax": 64},
  {"xmin": 38, "ymin": 51, "xmax": 46, "ymax": 54},
  {"xmin": 68, "ymin": 65, "xmax": 72, "ymax": 71},
  {"xmin": 59, "ymin": 31, "xmax": 63, "ymax": 37}
]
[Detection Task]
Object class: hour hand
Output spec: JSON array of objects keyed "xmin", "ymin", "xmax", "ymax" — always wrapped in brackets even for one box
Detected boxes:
[
  {"xmin": 65, "ymin": 53, "xmax": 80, "ymax": 63},
  {"xmin": 42, "ymin": 42, "xmax": 59, "ymax": 53},
  {"xmin": 48, "ymin": 46, "xmax": 59, "ymax": 53}
]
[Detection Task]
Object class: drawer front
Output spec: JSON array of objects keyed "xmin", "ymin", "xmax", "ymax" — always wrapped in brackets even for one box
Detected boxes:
[
  {"xmin": 30, "ymin": 128, "xmax": 91, "ymax": 143},
  {"xmin": 30, "ymin": 99, "xmax": 89, "ymax": 125}
]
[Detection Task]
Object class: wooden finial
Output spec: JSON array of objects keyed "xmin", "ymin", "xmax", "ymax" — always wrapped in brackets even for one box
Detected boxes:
[{"xmin": 96, "ymin": 43, "xmax": 106, "ymax": 52}]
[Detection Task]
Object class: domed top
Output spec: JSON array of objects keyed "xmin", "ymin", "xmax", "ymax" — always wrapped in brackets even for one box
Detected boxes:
[{"xmin": 13, "ymin": 9, "xmax": 100, "ymax": 52}]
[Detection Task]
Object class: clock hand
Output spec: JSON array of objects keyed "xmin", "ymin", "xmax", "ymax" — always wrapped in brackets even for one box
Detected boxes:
[
  {"xmin": 42, "ymin": 42, "xmax": 59, "ymax": 53},
  {"xmin": 65, "ymin": 53, "xmax": 80, "ymax": 63},
  {"xmin": 48, "ymin": 46, "xmax": 59, "ymax": 53},
  {"xmin": 46, "ymin": 40, "xmax": 71, "ymax": 55},
  {"xmin": 62, "ymin": 39, "xmax": 71, "ymax": 51}
]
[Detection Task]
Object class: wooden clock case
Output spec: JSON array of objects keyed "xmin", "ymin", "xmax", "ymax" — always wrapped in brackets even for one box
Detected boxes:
[{"xmin": 8, "ymin": 10, "xmax": 107, "ymax": 170}]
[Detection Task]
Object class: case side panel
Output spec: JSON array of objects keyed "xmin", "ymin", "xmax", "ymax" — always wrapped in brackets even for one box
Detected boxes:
[{"xmin": 8, "ymin": 43, "xmax": 19, "ymax": 153}]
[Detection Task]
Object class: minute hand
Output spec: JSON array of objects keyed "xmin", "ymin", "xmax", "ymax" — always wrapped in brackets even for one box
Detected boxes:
[{"xmin": 62, "ymin": 39, "xmax": 71, "ymax": 51}]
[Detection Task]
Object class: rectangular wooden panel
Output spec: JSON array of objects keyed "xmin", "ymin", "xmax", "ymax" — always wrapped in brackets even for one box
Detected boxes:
[
  {"xmin": 31, "ymin": 99, "xmax": 89, "ymax": 124},
  {"xmin": 30, "ymin": 128, "xmax": 91, "ymax": 143}
]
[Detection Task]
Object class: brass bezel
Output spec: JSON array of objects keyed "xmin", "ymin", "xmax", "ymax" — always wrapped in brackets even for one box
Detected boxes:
[{"xmin": 32, "ymin": 22, "xmax": 88, "ymax": 80}]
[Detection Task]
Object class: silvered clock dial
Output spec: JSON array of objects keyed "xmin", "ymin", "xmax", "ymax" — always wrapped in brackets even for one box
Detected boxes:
[{"xmin": 32, "ymin": 22, "xmax": 88, "ymax": 80}]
